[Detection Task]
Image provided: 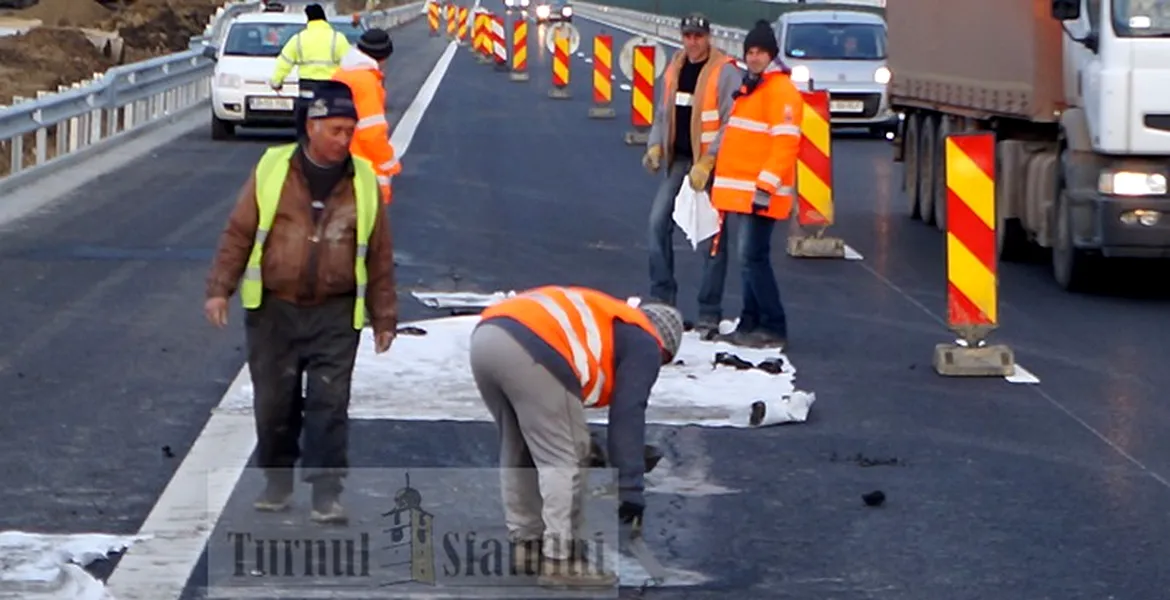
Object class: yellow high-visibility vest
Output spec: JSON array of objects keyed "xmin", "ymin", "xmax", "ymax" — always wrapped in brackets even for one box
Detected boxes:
[
  {"xmin": 240, "ymin": 143, "xmax": 379, "ymax": 329},
  {"xmin": 271, "ymin": 20, "xmax": 350, "ymax": 84}
]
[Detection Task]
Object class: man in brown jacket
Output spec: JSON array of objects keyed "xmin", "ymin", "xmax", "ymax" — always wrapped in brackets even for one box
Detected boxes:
[{"xmin": 204, "ymin": 80, "xmax": 397, "ymax": 524}]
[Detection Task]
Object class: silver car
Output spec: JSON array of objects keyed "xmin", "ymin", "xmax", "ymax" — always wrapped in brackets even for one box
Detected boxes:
[{"xmin": 774, "ymin": 9, "xmax": 896, "ymax": 137}]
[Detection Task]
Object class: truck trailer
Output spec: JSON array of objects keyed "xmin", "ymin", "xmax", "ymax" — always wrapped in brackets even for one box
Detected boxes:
[{"xmin": 888, "ymin": 0, "xmax": 1170, "ymax": 291}]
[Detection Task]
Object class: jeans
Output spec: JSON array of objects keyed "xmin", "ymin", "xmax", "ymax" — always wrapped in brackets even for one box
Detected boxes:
[
  {"xmin": 647, "ymin": 158, "xmax": 728, "ymax": 321},
  {"xmin": 726, "ymin": 212, "xmax": 787, "ymax": 336}
]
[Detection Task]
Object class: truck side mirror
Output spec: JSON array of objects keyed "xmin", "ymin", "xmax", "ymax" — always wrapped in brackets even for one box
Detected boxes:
[
  {"xmin": 201, "ymin": 44, "xmax": 219, "ymax": 60},
  {"xmin": 1051, "ymin": 0, "xmax": 1080, "ymax": 20}
]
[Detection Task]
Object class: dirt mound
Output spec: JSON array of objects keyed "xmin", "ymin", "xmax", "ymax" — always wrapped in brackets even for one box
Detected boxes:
[
  {"xmin": 100, "ymin": 0, "xmax": 223, "ymax": 54},
  {"xmin": 0, "ymin": 27, "xmax": 116, "ymax": 103},
  {"xmin": 7, "ymin": 0, "xmax": 115, "ymax": 27}
]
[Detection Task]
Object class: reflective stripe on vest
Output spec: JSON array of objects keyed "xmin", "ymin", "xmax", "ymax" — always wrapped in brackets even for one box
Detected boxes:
[
  {"xmin": 662, "ymin": 53, "xmax": 731, "ymax": 156},
  {"xmin": 278, "ymin": 28, "xmax": 344, "ymax": 80},
  {"xmin": 240, "ymin": 143, "xmax": 379, "ymax": 329},
  {"xmin": 524, "ymin": 288, "xmax": 607, "ymax": 407}
]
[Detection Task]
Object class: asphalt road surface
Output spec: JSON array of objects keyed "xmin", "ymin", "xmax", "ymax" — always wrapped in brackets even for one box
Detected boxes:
[{"xmin": 2, "ymin": 7, "xmax": 1170, "ymax": 600}]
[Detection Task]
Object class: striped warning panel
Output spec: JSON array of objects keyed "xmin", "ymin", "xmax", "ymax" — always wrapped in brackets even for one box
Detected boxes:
[
  {"xmin": 593, "ymin": 35, "xmax": 612, "ymax": 104},
  {"xmin": 944, "ymin": 132, "xmax": 997, "ymax": 327},
  {"xmin": 796, "ymin": 89, "xmax": 832, "ymax": 226},
  {"xmin": 631, "ymin": 45, "xmax": 654, "ymax": 127}
]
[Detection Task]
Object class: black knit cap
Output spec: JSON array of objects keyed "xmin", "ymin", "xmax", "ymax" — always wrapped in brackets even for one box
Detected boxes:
[
  {"xmin": 358, "ymin": 28, "xmax": 394, "ymax": 60},
  {"xmin": 305, "ymin": 3, "xmax": 326, "ymax": 21},
  {"xmin": 306, "ymin": 80, "xmax": 358, "ymax": 121},
  {"xmin": 744, "ymin": 19, "xmax": 779, "ymax": 57}
]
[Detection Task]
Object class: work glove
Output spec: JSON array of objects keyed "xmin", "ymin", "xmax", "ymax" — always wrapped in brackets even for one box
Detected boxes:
[
  {"xmin": 752, "ymin": 188, "xmax": 771, "ymax": 213},
  {"xmin": 688, "ymin": 154, "xmax": 716, "ymax": 191},
  {"xmin": 642, "ymin": 145, "xmax": 663, "ymax": 173}
]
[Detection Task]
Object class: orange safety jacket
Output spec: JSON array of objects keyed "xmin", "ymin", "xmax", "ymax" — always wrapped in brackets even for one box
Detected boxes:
[
  {"xmin": 332, "ymin": 48, "xmax": 401, "ymax": 204},
  {"xmin": 659, "ymin": 48, "xmax": 737, "ymax": 164},
  {"xmin": 711, "ymin": 63, "xmax": 803, "ymax": 220},
  {"xmin": 479, "ymin": 286, "xmax": 665, "ymax": 408}
]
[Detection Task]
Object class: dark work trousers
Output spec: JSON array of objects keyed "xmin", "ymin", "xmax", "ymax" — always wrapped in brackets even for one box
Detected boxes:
[
  {"xmin": 293, "ymin": 78, "xmax": 327, "ymax": 138},
  {"xmin": 245, "ymin": 292, "xmax": 360, "ymax": 493}
]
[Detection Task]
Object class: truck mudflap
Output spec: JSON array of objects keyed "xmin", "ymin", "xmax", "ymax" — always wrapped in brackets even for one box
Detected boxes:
[{"xmin": 1067, "ymin": 189, "xmax": 1170, "ymax": 258}]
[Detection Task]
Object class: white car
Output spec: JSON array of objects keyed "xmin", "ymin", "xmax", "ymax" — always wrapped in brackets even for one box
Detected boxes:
[
  {"xmin": 774, "ymin": 9, "xmax": 897, "ymax": 137},
  {"xmin": 204, "ymin": 11, "xmax": 311, "ymax": 139}
]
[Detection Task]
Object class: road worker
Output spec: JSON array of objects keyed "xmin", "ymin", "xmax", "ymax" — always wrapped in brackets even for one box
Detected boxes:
[
  {"xmin": 468, "ymin": 287, "xmax": 684, "ymax": 586},
  {"xmin": 332, "ymin": 28, "xmax": 400, "ymax": 203},
  {"xmin": 203, "ymin": 80, "xmax": 398, "ymax": 524},
  {"xmin": 642, "ymin": 12, "xmax": 742, "ymax": 337},
  {"xmin": 270, "ymin": 3, "xmax": 351, "ymax": 138},
  {"xmin": 709, "ymin": 20, "xmax": 802, "ymax": 350}
]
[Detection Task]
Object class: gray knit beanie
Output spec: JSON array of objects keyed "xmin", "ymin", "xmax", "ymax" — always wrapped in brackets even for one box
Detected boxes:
[{"xmin": 639, "ymin": 303, "xmax": 684, "ymax": 360}]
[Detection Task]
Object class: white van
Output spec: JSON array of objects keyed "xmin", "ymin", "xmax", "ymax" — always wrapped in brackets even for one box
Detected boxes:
[{"xmin": 774, "ymin": 9, "xmax": 896, "ymax": 137}]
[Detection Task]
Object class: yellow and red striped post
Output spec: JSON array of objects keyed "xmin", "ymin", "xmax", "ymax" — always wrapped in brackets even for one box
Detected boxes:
[
  {"xmin": 933, "ymin": 131, "xmax": 1015, "ymax": 377},
  {"xmin": 472, "ymin": 12, "xmax": 487, "ymax": 61},
  {"xmin": 548, "ymin": 27, "xmax": 571, "ymax": 98},
  {"xmin": 492, "ymin": 14, "xmax": 508, "ymax": 71},
  {"xmin": 426, "ymin": 0, "xmax": 439, "ymax": 36},
  {"xmin": 509, "ymin": 18, "xmax": 529, "ymax": 81},
  {"xmin": 445, "ymin": 3, "xmax": 456, "ymax": 37},
  {"xmin": 623, "ymin": 44, "xmax": 654, "ymax": 145},
  {"xmin": 457, "ymin": 7, "xmax": 469, "ymax": 44},
  {"xmin": 588, "ymin": 34, "xmax": 615, "ymax": 118},
  {"xmin": 787, "ymin": 89, "xmax": 846, "ymax": 258}
]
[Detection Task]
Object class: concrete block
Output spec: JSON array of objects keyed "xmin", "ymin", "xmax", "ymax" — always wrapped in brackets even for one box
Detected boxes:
[
  {"xmin": 548, "ymin": 87, "xmax": 571, "ymax": 99},
  {"xmin": 932, "ymin": 343, "xmax": 1015, "ymax": 377},
  {"xmin": 509, "ymin": 71, "xmax": 529, "ymax": 82},
  {"xmin": 624, "ymin": 130, "xmax": 649, "ymax": 145},
  {"xmin": 588, "ymin": 106, "xmax": 616, "ymax": 118},
  {"xmin": 786, "ymin": 234, "xmax": 845, "ymax": 258}
]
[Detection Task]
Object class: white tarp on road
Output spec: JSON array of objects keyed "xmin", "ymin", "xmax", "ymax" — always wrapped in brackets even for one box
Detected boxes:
[{"xmin": 0, "ymin": 532, "xmax": 148, "ymax": 599}]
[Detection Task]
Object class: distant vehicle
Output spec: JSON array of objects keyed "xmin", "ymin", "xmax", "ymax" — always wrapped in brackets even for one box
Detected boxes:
[
  {"xmin": 774, "ymin": 9, "xmax": 895, "ymax": 137},
  {"xmin": 329, "ymin": 16, "xmax": 365, "ymax": 43},
  {"xmin": 534, "ymin": 0, "xmax": 571, "ymax": 23}
]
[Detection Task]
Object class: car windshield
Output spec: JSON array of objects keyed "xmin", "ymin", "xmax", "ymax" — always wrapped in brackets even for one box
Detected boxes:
[
  {"xmin": 784, "ymin": 22, "xmax": 886, "ymax": 60},
  {"xmin": 222, "ymin": 23, "xmax": 305, "ymax": 57},
  {"xmin": 329, "ymin": 21, "xmax": 364, "ymax": 43},
  {"xmin": 1112, "ymin": 0, "xmax": 1170, "ymax": 36}
]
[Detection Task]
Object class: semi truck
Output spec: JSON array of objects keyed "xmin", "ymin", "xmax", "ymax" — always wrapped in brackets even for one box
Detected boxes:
[{"xmin": 888, "ymin": 0, "xmax": 1170, "ymax": 291}]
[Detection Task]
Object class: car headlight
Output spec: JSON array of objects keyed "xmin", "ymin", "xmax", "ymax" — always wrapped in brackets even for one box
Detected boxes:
[
  {"xmin": 504, "ymin": 0, "xmax": 515, "ymax": 7},
  {"xmin": 536, "ymin": 5, "xmax": 549, "ymax": 17},
  {"xmin": 790, "ymin": 65, "xmax": 810, "ymax": 83},
  {"xmin": 1099, "ymin": 171, "xmax": 1168, "ymax": 196},
  {"xmin": 874, "ymin": 66, "xmax": 890, "ymax": 84},
  {"xmin": 520, "ymin": 0, "xmax": 529, "ymax": 6},
  {"xmin": 562, "ymin": 5, "xmax": 571, "ymax": 15},
  {"xmin": 215, "ymin": 73, "xmax": 242, "ymax": 88}
]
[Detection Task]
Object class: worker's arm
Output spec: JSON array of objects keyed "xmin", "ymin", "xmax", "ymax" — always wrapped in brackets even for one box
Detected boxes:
[
  {"xmin": 605, "ymin": 323, "xmax": 664, "ymax": 509},
  {"xmin": 755, "ymin": 79, "xmax": 803, "ymax": 196},
  {"xmin": 704, "ymin": 61, "xmax": 744, "ymax": 159},
  {"xmin": 270, "ymin": 35, "xmax": 300, "ymax": 86},
  {"xmin": 364, "ymin": 198, "xmax": 398, "ymax": 334},
  {"xmin": 206, "ymin": 173, "xmax": 259, "ymax": 299},
  {"xmin": 351, "ymin": 73, "xmax": 400, "ymax": 188}
]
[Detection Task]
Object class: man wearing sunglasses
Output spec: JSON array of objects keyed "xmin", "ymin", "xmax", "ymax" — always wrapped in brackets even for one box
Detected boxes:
[{"xmin": 642, "ymin": 13, "xmax": 742, "ymax": 338}]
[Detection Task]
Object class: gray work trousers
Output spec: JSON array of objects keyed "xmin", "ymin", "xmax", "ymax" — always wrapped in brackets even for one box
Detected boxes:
[{"xmin": 469, "ymin": 322, "xmax": 591, "ymax": 560}]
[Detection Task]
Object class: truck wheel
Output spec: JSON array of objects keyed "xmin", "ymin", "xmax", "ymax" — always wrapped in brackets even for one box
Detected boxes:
[
  {"xmin": 917, "ymin": 114, "xmax": 937, "ymax": 226},
  {"xmin": 933, "ymin": 117, "xmax": 952, "ymax": 232},
  {"xmin": 1051, "ymin": 156, "xmax": 1097, "ymax": 291},
  {"xmin": 995, "ymin": 146, "xmax": 1030, "ymax": 262},
  {"xmin": 211, "ymin": 114, "xmax": 235, "ymax": 141},
  {"xmin": 903, "ymin": 114, "xmax": 922, "ymax": 219}
]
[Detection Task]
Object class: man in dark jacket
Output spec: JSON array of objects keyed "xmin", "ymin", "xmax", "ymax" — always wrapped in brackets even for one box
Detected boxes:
[{"xmin": 204, "ymin": 80, "xmax": 397, "ymax": 524}]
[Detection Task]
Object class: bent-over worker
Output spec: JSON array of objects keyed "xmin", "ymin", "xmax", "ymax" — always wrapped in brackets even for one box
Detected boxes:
[
  {"xmin": 710, "ymin": 20, "xmax": 802, "ymax": 350},
  {"xmin": 642, "ymin": 12, "xmax": 741, "ymax": 337},
  {"xmin": 469, "ymin": 287, "xmax": 684, "ymax": 586},
  {"xmin": 332, "ymin": 28, "xmax": 401, "ymax": 203},
  {"xmin": 204, "ymin": 80, "xmax": 398, "ymax": 523},
  {"xmin": 271, "ymin": 3, "xmax": 351, "ymax": 138}
]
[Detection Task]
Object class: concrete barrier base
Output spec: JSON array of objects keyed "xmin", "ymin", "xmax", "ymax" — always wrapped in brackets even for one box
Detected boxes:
[
  {"xmin": 588, "ymin": 106, "xmax": 616, "ymax": 118},
  {"xmin": 786, "ymin": 234, "xmax": 845, "ymax": 258},
  {"xmin": 933, "ymin": 343, "xmax": 1015, "ymax": 377},
  {"xmin": 548, "ymin": 87, "xmax": 571, "ymax": 98},
  {"xmin": 509, "ymin": 71, "xmax": 529, "ymax": 81}
]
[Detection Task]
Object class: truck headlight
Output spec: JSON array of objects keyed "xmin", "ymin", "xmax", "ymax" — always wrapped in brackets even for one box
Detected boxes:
[
  {"xmin": 1119, "ymin": 209, "xmax": 1161, "ymax": 226},
  {"xmin": 790, "ymin": 65, "xmax": 810, "ymax": 83},
  {"xmin": 874, "ymin": 66, "xmax": 890, "ymax": 84},
  {"xmin": 561, "ymin": 5, "xmax": 571, "ymax": 15},
  {"xmin": 215, "ymin": 73, "xmax": 242, "ymax": 88},
  {"xmin": 520, "ymin": 0, "xmax": 529, "ymax": 6},
  {"xmin": 505, "ymin": 0, "xmax": 514, "ymax": 6},
  {"xmin": 536, "ymin": 4, "xmax": 549, "ymax": 17},
  {"xmin": 1098, "ymin": 171, "xmax": 1167, "ymax": 196}
]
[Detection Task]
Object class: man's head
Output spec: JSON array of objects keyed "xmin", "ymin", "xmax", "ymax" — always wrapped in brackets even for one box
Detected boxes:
[
  {"xmin": 358, "ymin": 28, "xmax": 394, "ymax": 63},
  {"xmin": 304, "ymin": 3, "xmax": 326, "ymax": 21},
  {"xmin": 842, "ymin": 35, "xmax": 858, "ymax": 55},
  {"xmin": 743, "ymin": 19, "xmax": 779, "ymax": 74},
  {"xmin": 304, "ymin": 80, "xmax": 357, "ymax": 163},
  {"xmin": 639, "ymin": 303, "xmax": 684, "ymax": 365},
  {"xmin": 679, "ymin": 12, "xmax": 711, "ymax": 62}
]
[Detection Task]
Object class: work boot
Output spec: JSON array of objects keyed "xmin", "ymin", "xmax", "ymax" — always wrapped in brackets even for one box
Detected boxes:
[
  {"xmin": 253, "ymin": 469, "xmax": 294, "ymax": 512},
  {"xmin": 510, "ymin": 538, "xmax": 542, "ymax": 576},
  {"xmin": 694, "ymin": 316, "xmax": 721, "ymax": 340},
  {"xmin": 726, "ymin": 330, "xmax": 787, "ymax": 351},
  {"xmin": 538, "ymin": 553, "xmax": 618, "ymax": 588},
  {"xmin": 309, "ymin": 481, "xmax": 348, "ymax": 524}
]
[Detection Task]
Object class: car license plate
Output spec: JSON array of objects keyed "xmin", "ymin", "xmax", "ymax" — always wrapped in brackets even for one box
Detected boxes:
[
  {"xmin": 830, "ymin": 100, "xmax": 865, "ymax": 113},
  {"xmin": 249, "ymin": 97, "xmax": 294, "ymax": 111}
]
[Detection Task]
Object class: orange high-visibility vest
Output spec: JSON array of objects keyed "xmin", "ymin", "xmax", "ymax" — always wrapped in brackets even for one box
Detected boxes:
[
  {"xmin": 480, "ymin": 286, "xmax": 665, "ymax": 408},
  {"xmin": 660, "ymin": 49, "xmax": 736, "ymax": 164},
  {"xmin": 332, "ymin": 49, "xmax": 401, "ymax": 203},
  {"xmin": 711, "ymin": 64, "xmax": 803, "ymax": 220}
]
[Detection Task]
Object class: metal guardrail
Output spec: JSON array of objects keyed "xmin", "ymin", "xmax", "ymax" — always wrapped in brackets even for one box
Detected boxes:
[
  {"xmin": 578, "ymin": 0, "xmax": 883, "ymax": 30},
  {"xmin": 574, "ymin": 2, "xmax": 749, "ymax": 57},
  {"xmin": 0, "ymin": 0, "xmax": 424, "ymax": 186}
]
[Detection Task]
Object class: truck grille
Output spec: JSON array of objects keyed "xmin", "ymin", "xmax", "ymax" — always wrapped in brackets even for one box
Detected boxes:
[{"xmin": 827, "ymin": 92, "xmax": 881, "ymax": 119}]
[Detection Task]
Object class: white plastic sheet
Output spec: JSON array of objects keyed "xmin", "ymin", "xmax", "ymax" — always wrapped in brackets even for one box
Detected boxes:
[{"xmin": 671, "ymin": 178, "xmax": 721, "ymax": 250}]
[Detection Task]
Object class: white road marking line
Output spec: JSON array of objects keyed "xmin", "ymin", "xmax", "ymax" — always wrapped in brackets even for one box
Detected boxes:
[
  {"xmin": 104, "ymin": 39, "xmax": 461, "ymax": 600},
  {"xmin": 1006, "ymin": 363, "xmax": 1040, "ymax": 384}
]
